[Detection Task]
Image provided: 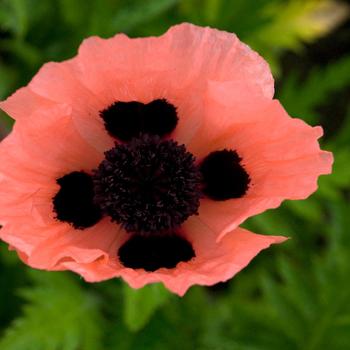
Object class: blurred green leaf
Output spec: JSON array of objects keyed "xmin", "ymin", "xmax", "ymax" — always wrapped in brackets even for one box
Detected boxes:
[
  {"xmin": 111, "ymin": 0, "xmax": 179, "ymax": 33},
  {"xmin": 246, "ymin": 0, "xmax": 349, "ymax": 74},
  {"xmin": 0, "ymin": 39, "xmax": 41, "ymax": 67},
  {"xmin": 203, "ymin": 0, "xmax": 222, "ymax": 24},
  {"xmin": 0, "ymin": 243, "xmax": 19, "ymax": 266},
  {"xmin": 252, "ymin": 0, "xmax": 348, "ymax": 50},
  {"xmin": 279, "ymin": 55, "xmax": 350, "ymax": 123},
  {"xmin": 0, "ymin": 271, "xmax": 103, "ymax": 350},
  {"xmin": 286, "ymin": 198, "xmax": 323, "ymax": 224},
  {"xmin": 123, "ymin": 283, "xmax": 171, "ymax": 332},
  {"xmin": 0, "ymin": 0, "xmax": 29, "ymax": 38},
  {"xmin": 278, "ymin": 56, "xmax": 350, "ymax": 123}
]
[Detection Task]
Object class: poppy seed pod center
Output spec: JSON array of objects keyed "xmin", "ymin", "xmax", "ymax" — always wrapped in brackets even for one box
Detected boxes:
[{"xmin": 93, "ymin": 134, "xmax": 202, "ymax": 234}]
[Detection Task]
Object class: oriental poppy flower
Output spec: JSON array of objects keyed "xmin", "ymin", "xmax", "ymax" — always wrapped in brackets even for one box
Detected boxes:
[{"xmin": 0, "ymin": 23, "xmax": 332, "ymax": 295}]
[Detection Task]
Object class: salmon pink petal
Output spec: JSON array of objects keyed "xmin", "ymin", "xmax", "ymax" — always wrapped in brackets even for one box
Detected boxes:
[
  {"xmin": 0, "ymin": 62, "xmax": 114, "ymax": 153},
  {"xmin": 8, "ymin": 246, "xmax": 66, "ymax": 272},
  {"xmin": 119, "ymin": 219, "xmax": 285, "ymax": 295},
  {"xmin": 5, "ymin": 220, "xmax": 121, "ymax": 281},
  {"xmin": 1, "ymin": 23, "xmax": 273, "ymax": 153},
  {"xmin": 0, "ymin": 87, "xmax": 56, "ymax": 121},
  {"xmin": 42, "ymin": 219, "xmax": 286, "ymax": 295},
  {"xmin": 189, "ymin": 87, "xmax": 333, "ymax": 239},
  {"xmin": 73, "ymin": 22, "xmax": 274, "ymax": 145},
  {"xmin": 0, "ymin": 104, "xmax": 105, "ymax": 256},
  {"xmin": 60, "ymin": 259, "xmax": 120, "ymax": 282},
  {"xmin": 1, "ymin": 104, "xmax": 103, "ymax": 181},
  {"xmin": 75, "ymin": 23, "xmax": 273, "ymax": 99},
  {"xmin": 27, "ymin": 218, "xmax": 122, "ymax": 270}
]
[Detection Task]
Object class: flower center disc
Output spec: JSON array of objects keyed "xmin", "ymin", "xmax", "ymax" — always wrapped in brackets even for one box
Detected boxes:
[{"xmin": 93, "ymin": 134, "xmax": 202, "ymax": 234}]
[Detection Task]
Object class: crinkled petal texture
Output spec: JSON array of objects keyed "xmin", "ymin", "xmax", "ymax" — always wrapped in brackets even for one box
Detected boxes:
[
  {"xmin": 0, "ymin": 112, "xmax": 286, "ymax": 295},
  {"xmin": 188, "ymin": 86, "xmax": 333, "ymax": 240},
  {"xmin": 0, "ymin": 23, "xmax": 331, "ymax": 294},
  {"xmin": 0, "ymin": 23, "xmax": 274, "ymax": 150}
]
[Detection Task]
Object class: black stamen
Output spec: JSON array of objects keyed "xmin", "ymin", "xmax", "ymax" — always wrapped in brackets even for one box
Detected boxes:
[
  {"xmin": 143, "ymin": 99, "xmax": 178, "ymax": 137},
  {"xmin": 53, "ymin": 171, "xmax": 102, "ymax": 229},
  {"xmin": 99, "ymin": 99, "xmax": 178, "ymax": 141},
  {"xmin": 200, "ymin": 150, "xmax": 250, "ymax": 200},
  {"xmin": 118, "ymin": 234, "xmax": 195, "ymax": 271},
  {"xmin": 93, "ymin": 135, "xmax": 201, "ymax": 234},
  {"xmin": 100, "ymin": 101, "xmax": 144, "ymax": 142}
]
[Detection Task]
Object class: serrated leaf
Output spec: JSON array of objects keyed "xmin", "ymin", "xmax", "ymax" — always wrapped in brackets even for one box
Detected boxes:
[
  {"xmin": 278, "ymin": 55, "xmax": 350, "ymax": 123},
  {"xmin": 0, "ymin": 271, "xmax": 103, "ymax": 350}
]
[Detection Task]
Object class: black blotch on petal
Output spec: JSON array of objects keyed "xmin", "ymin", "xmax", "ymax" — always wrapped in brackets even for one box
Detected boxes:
[
  {"xmin": 143, "ymin": 99, "xmax": 178, "ymax": 137},
  {"xmin": 100, "ymin": 101, "xmax": 144, "ymax": 141},
  {"xmin": 118, "ymin": 235, "xmax": 195, "ymax": 272},
  {"xmin": 53, "ymin": 171, "xmax": 102, "ymax": 229},
  {"xmin": 200, "ymin": 150, "xmax": 250, "ymax": 200},
  {"xmin": 100, "ymin": 99, "xmax": 178, "ymax": 141}
]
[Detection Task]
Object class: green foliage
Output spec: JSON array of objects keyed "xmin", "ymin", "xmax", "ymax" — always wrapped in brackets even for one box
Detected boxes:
[
  {"xmin": 0, "ymin": 271, "xmax": 103, "ymax": 350},
  {"xmin": 278, "ymin": 55, "xmax": 350, "ymax": 124},
  {"xmin": 246, "ymin": 0, "xmax": 349, "ymax": 73},
  {"xmin": 0, "ymin": 0, "xmax": 350, "ymax": 349},
  {"xmin": 123, "ymin": 283, "xmax": 171, "ymax": 332}
]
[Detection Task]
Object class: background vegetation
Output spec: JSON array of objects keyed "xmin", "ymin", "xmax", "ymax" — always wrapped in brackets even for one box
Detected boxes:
[{"xmin": 1, "ymin": 0, "xmax": 350, "ymax": 349}]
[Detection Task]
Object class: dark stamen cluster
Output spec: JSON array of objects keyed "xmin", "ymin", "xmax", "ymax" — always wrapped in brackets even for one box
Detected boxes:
[
  {"xmin": 52, "ymin": 99, "xmax": 252, "ymax": 272},
  {"xmin": 100, "ymin": 99, "xmax": 178, "ymax": 141},
  {"xmin": 200, "ymin": 150, "xmax": 250, "ymax": 200},
  {"xmin": 53, "ymin": 172, "xmax": 102, "ymax": 229},
  {"xmin": 118, "ymin": 234, "xmax": 195, "ymax": 272},
  {"xmin": 93, "ymin": 134, "xmax": 202, "ymax": 234}
]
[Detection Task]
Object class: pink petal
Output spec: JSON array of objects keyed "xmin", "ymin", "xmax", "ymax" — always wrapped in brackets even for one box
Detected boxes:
[
  {"xmin": 58, "ymin": 219, "xmax": 286, "ymax": 296},
  {"xmin": 0, "ymin": 63, "xmax": 114, "ymax": 153},
  {"xmin": 188, "ymin": 92, "xmax": 333, "ymax": 240},
  {"xmin": 27, "ymin": 218, "xmax": 122, "ymax": 270},
  {"xmin": 0, "ymin": 104, "xmax": 105, "ymax": 255},
  {"xmin": 1, "ymin": 23, "xmax": 274, "ymax": 156},
  {"xmin": 11, "ymin": 103, "xmax": 103, "ymax": 177},
  {"xmin": 76, "ymin": 23, "xmax": 273, "ymax": 97},
  {"xmin": 73, "ymin": 23, "xmax": 274, "ymax": 145},
  {"xmin": 0, "ymin": 87, "xmax": 56, "ymax": 121}
]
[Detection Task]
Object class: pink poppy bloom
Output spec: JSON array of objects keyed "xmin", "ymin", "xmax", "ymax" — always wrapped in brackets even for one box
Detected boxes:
[{"xmin": 0, "ymin": 23, "xmax": 332, "ymax": 295}]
